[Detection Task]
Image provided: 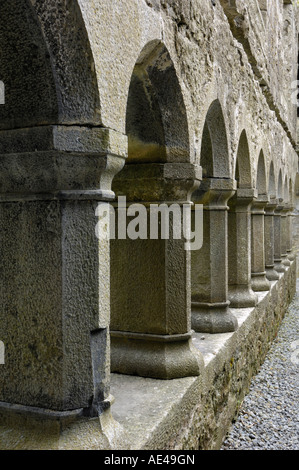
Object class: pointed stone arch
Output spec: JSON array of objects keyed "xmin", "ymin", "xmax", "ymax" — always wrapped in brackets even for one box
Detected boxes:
[
  {"xmin": 200, "ymin": 99, "xmax": 230, "ymax": 178},
  {"xmin": 235, "ymin": 130, "xmax": 252, "ymax": 188},
  {"xmin": 278, "ymin": 170, "xmax": 284, "ymax": 199},
  {"xmin": 256, "ymin": 150, "xmax": 267, "ymax": 195},
  {"xmin": 268, "ymin": 161, "xmax": 277, "ymax": 198},
  {"xmin": 284, "ymin": 175, "xmax": 289, "ymax": 203}
]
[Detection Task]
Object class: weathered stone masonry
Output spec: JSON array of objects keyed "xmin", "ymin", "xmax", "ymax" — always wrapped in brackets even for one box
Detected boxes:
[{"xmin": 0, "ymin": 0, "xmax": 298, "ymax": 449}]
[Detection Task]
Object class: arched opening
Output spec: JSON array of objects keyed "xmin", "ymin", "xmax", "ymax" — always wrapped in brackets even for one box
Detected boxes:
[
  {"xmin": 200, "ymin": 99, "xmax": 230, "ymax": 178},
  {"xmin": 268, "ymin": 161, "xmax": 276, "ymax": 198},
  {"xmin": 228, "ymin": 130, "xmax": 257, "ymax": 307},
  {"xmin": 0, "ymin": 0, "xmax": 111, "ymax": 418},
  {"xmin": 256, "ymin": 151, "xmax": 267, "ymax": 195},
  {"xmin": 110, "ymin": 41, "xmax": 201, "ymax": 379},
  {"xmin": 191, "ymin": 100, "xmax": 237, "ymax": 333},
  {"xmin": 0, "ymin": 0, "xmax": 100, "ymax": 129},
  {"xmin": 0, "ymin": 0, "xmax": 58, "ymax": 129},
  {"xmin": 264, "ymin": 161, "xmax": 279, "ymax": 281},
  {"xmin": 273, "ymin": 169, "xmax": 286, "ymax": 273},
  {"xmin": 251, "ymin": 150, "xmax": 270, "ymax": 291},
  {"xmin": 125, "ymin": 41, "xmax": 190, "ymax": 163},
  {"xmin": 235, "ymin": 130, "xmax": 252, "ymax": 189},
  {"xmin": 278, "ymin": 170, "xmax": 284, "ymax": 199},
  {"xmin": 293, "ymin": 174, "xmax": 299, "ymax": 254},
  {"xmin": 286, "ymin": 178, "xmax": 295, "ymax": 259},
  {"xmin": 284, "ymin": 176, "xmax": 289, "ymax": 203},
  {"xmin": 281, "ymin": 176, "xmax": 291, "ymax": 266}
]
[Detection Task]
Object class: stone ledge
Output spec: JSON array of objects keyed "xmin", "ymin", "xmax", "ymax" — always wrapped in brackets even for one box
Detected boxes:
[{"xmin": 110, "ymin": 260, "xmax": 296, "ymax": 450}]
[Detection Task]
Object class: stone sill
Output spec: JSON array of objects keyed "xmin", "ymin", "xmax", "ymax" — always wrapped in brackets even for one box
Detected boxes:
[{"xmin": 110, "ymin": 262, "xmax": 296, "ymax": 450}]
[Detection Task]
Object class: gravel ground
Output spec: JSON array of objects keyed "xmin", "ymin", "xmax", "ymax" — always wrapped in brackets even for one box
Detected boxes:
[{"xmin": 221, "ymin": 279, "xmax": 299, "ymax": 450}]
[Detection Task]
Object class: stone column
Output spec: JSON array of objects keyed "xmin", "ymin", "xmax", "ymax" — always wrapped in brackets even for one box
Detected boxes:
[
  {"xmin": 191, "ymin": 178, "xmax": 238, "ymax": 333},
  {"xmin": 227, "ymin": 188, "xmax": 258, "ymax": 308},
  {"xmin": 264, "ymin": 197, "xmax": 280, "ymax": 281},
  {"xmin": 287, "ymin": 204, "xmax": 296, "ymax": 261},
  {"xmin": 251, "ymin": 195, "xmax": 271, "ymax": 292},
  {"xmin": 110, "ymin": 163, "xmax": 204, "ymax": 379},
  {"xmin": 0, "ymin": 126, "xmax": 126, "ymax": 420},
  {"xmin": 274, "ymin": 200, "xmax": 286, "ymax": 273},
  {"xmin": 281, "ymin": 204, "xmax": 291, "ymax": 267}
]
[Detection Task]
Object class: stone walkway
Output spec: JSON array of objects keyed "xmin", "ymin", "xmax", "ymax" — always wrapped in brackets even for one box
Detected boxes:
[{"xmin": 221, "ymin": 279, "xmax": 299, "ymax": 450}]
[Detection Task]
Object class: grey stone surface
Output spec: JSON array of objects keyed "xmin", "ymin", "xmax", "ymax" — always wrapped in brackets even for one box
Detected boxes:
[{"xmin": 0, "ymin": 0, "xmax": 298, "ymax": 451}]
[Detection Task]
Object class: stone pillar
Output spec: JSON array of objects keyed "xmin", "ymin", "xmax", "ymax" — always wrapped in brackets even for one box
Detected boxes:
[
  {"xmin": 281, "ymin": 204, "xmax": 291, "ymax": 267},
  {"xmin": 191, "ymin": 178, "xmax": 238, "ymax": 333},
  {"xmin": 227, "ymin": 188, "xmax": 258, "ymax": 308},
  {"xmin": 251, "ymin": 195, "xmax": 271, "ymax": 292},
  {"xmin": 287, "ymin": 204, "xmax": 296, "ymax": 261},
  {"xmin": 0, "ymin": 126, "xmax": 126, "ymax": 421},
  {"xmin": 264, "ymin": 197, "xmax": 280, "ymax": 281},
  {"xmin": 110, "ymin": 163, "xmax": 204, "ymax": 379},
  {"xmin": 274, "ymin": 200, "xmax": 286, "ymax": 273}
]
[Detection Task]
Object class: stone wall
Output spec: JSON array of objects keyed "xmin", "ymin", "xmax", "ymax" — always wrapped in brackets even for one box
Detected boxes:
[{"xmin": 0, "ymin": 0, "xmax": 298, "ymax": 450}]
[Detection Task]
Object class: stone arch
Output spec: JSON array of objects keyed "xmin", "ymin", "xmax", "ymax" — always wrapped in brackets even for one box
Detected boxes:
[
  {"xmin": 235, "ymin": 130, "xmax": 252, "ymax": 188},
  {"xmin": 284, "ymin": 175, "xmax": 289, "ymax": 203},
  {"xmin": 256, "ymin": 151, "xmax": 267, "ymax": 195},
  {"xmin": 110, "ymin": 40, "xmax": 200, "ymax": 379},
  {"xmin": 278, "ymin": 169, "xmax": 284, "ymax": 199},
  {"xmin": 0, "ymin": 0, "xmax": 101, "ymax": 130},
  {"xmin": 268, "ymin": 161, "xmax": 277, "ymax": 198},
  {"xmin": 200, "ymin": 99, "xmax": 230, "ymax": 178},
  {"xmin": 125, "ymin": 40, "xmax": 190, "ymax": 163}
]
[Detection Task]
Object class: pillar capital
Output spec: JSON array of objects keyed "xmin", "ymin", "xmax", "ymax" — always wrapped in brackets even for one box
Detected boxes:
[
  {"xmin": 229, "ymin": 187, "xmax": 258, "ymax": 212},
  {"xmin": 112, "ymin": 162, "xmax": 202, "ymax": 203},
  {"xmin": 251, "ymin": 194, "xmax": 269, "ymax": 214},
  {"xmin": 192, "ymin": 177, "xmax": 237, "ymax": 208},
  {"xmin": 281, "ymin": 203, "xmax": 293, "ymax": 214},
  {"xmin": 265, "ymin": 197, "xmax": 279, "ymax": 214},
  {"xmin": 0, "ymin": 126, "xmax": 127, "ymax": 202}
]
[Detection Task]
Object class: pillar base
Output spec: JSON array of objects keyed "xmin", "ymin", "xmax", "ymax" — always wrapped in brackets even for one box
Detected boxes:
[
  {"xmin": 265, "ymin": 265, "xmax": 280, "ymax": 281},
  {"xmin": 251, "ymin": 272, "xmax": 270, "ymax": 292},
  {"xmin": 274, "ymin": 260, "xmax": 286, "ymax": 273},
  {"xmin": 191, "ymin": 302, "xmax": 238, "ymax": 333},
  {"xmin": 0, "ymin": 397, "xmax": 126, "ymax": 450},
  {"xmin": 228, "ymin": 285, "xmax": 258, "ymax": 308},
  {"xmin": 288, "ymin": 250, "xmax": 297, "ymax": 261},
  {"xmin": 110, "ymin": 331, "xmax": 203, "ymax": 379},
  {"xmin": 282, "ymin": 255, "xmax": 291, "ymax": 267}
]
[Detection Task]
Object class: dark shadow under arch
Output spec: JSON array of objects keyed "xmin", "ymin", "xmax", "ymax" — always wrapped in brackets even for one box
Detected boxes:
[
  {"xmin": 256, "ymin": 151, "xmax": 267, "ymax": 195},
  {"xmin": 235, "ymin": 130, "xmax": 252, "ymax": 188},
  {"xmin": 278, "ymin": 170, "xmax": 284, "ymax": 199},
  {"xmin": 200, "ymin": 99, "xmax": 230, "ymax": 178},
  {"xmin": 268, "ymin": 161, "xmax": 276, "ymax": 198},
  {"xmin": 0, "ymin": 0, "xmax": 101, "ymax": 130},
  {"xmin": 125, "ymin": 40, "xmax": 190, "ymax": 163}
]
